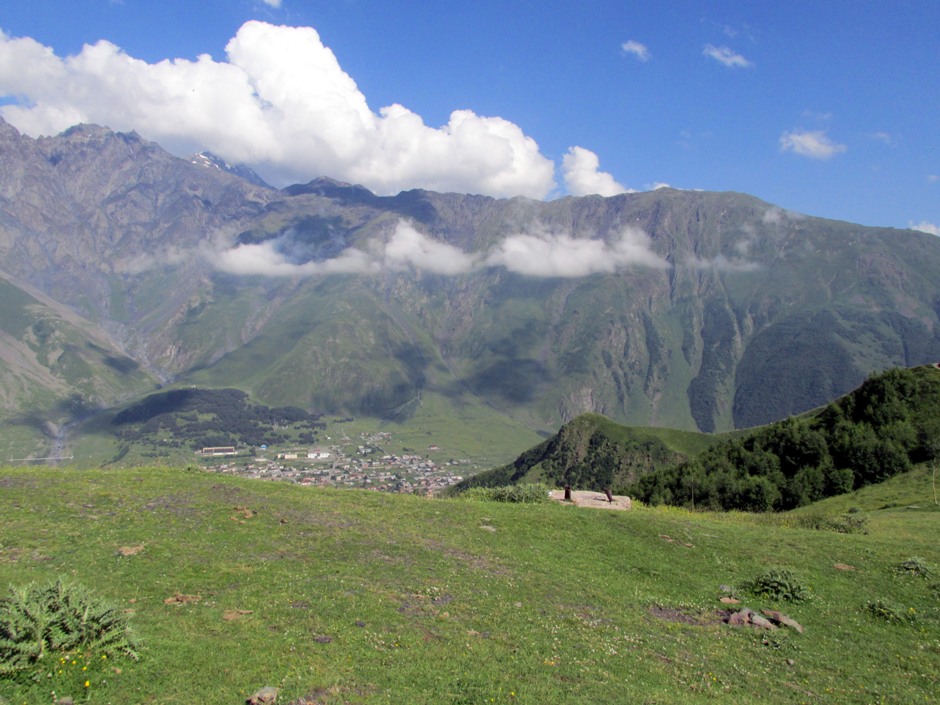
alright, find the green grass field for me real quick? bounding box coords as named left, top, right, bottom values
left=0, top=464, right=937, bottom=704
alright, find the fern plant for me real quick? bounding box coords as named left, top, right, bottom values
left=0, top=579, right=139, bottom=681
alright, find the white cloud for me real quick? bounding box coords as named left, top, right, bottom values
left=869, top=131, right=894, bottom=145
left=909, top=221, right=940, bottom=236
left=702, top=44, right=752, bottom=68
left=484, top=227, right=667, bottom=277
left=206, top=220, right=667, bottom=279
left=261, top=0, right=282, bottom=7
left=215, top=238, right=378, bottom=277
left=0, top=22, right=556, bottom=199
left=779, top=130, right=846, bottom=160
left=383, top=222, right=478, bottom=275
left=927, top=174, right=939, bottom=183
left=621, top=40, right=650, bottom=62
left=562, top=146, right=630, bottom=197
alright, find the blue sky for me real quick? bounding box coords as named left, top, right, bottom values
left=1, top=1, right=937, bottom=233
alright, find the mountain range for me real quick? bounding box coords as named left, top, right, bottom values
left=2, top=117, right=940, bottom=460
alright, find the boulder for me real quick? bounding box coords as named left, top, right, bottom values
left=750, top=613, right=777, bottom=630
left=727, top=608, right=753, bottom=626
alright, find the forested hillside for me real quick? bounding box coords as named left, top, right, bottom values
left=632, top=365, right=940, bottom=511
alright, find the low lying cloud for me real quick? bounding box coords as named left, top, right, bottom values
left=562, top=147, right=631, bottom=197
left=0, top=22, right=557, bottom=199
left=216, top=239, right=378, bottom=276
left=779, top=130, right=846, bottom=160
left=206, top=220, right=667, bottom=279
left=383, top=222, right=477, bottom=275
left=909, top=220, right=940, bottom=236
left=485, top=227, right=667, bottom=277
left=703, top=44, right=752, bottom=68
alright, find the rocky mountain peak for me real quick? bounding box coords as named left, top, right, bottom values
left=190, top=151, right=272, bottom=189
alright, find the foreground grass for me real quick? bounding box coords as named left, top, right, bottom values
left=0, top=466, right=937, bottom=704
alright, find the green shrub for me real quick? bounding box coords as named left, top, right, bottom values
left=0, top=579, right=139, bottom=682
left=792, top=511, right=869, bottom=534
left=894, top=557, right=932, bottom=578
left=864, top=599, right=916, bottom=624
left=743, top=569, right=810, bottom=603
left=460, top=483, right=551, bottom=504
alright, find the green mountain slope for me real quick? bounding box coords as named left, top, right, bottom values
left=453, top=412, right=722, bottom=494
left=0, top=273, right=155, bottom=458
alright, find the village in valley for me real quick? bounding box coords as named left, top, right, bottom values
left=197, top=430, right=475, bottom=495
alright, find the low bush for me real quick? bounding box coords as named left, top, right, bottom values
left=460, top=483, right=552, bottom=504
left=792, top=511, right=870, bottom=534
left=864, top=599, right=916, bottom=624
left=894, top=557, right=932, bottom=578
left=743, top=569, right=811, bottom=603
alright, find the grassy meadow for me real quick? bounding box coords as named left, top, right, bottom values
left=0, top=464, right=937, bottom=704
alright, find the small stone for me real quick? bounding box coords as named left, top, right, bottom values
left=247, top=686, right=279, bottom=704
left=313, top=635, right=333, bottom=644
left=833, top=563, right=856, bottom=571
left=787, top=658, right=795, bottom=666
left=54, top=698, right=74, bottom=705
left=719, top=596, right=740, bottom=604
left=727, top=608, right=752, bottom=626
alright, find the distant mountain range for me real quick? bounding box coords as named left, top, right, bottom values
left=2, top=117, right=940, bottom=459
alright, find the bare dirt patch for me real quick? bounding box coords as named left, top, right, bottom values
left=648, top=605, right=728, bottom=626
left=550, top=490, right=632, bottom=510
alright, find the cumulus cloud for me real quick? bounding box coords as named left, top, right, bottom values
left=779, top=130, right=846, bottom=159
left=261, top=0, right=282, bottom=7
left=621, top=40, right=650, bottom=62
left=0, top=22, right=556, bottom=198
left=702, top=44, right=752, bottom=68
left=909, top=221, right=940, bottom=236
left=484, top=227, right=667, bottom=277
left=562, top=147, right=630, bottom=197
